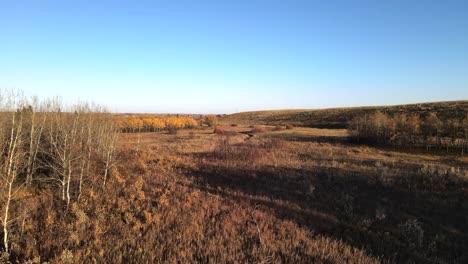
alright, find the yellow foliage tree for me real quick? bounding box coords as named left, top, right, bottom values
left=205, top=115, right=219, bottom=127
left=117, top=115, right=198, bottom=133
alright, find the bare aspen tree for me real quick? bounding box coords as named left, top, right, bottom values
left=25, top=96, right=47, bottom=185
left=349, top=111, right=466, bottom=154
left=100, top=115, right=118, bottom=188
left=0, top=92, right=26, bottom=253
left=77, top=111, right=92, bottom=201
left=137, top=122, right=142, bottom=152
left=83, top=113, right=97, bottom=198
left=444, top=119, right=459, bottom=153
left=76, top=103, right=98, bottom=201
left=462, top=115, right=468, bottom=156
left=0, top=90, right=120, bottom=254
left=421, top=113, right=440, bottom=151
left=45, top=100, right=82, bottom=209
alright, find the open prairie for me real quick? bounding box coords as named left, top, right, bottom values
left=112, top=123, right=468, bottom=263
left=3, top=1, right=468, bottom=263
left=0, top=98, right=467, bottom=263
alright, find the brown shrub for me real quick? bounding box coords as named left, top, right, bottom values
left=214, top=127, right=236, bottom=135
left=213, top=139, right=264, bottom=162
left=262, top=137, right=285, bottom=149
left=251, top=126, right=266, bottom=133
left=167, top=127, right=179, bottom=134
left=204, top=115, right=219, bottom=127
left=188, top=131, right=196, bottom=139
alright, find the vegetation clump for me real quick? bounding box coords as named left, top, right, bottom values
left=349, top=111, right=468, bottom=154
left=204, top=115, right=219, bottom=127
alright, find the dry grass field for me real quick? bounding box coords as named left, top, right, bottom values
left=4, top=1, right=468, bottom=262
left=221, top=100, right=468, bottom=128
left=111, top=125, right=468, bottom=263
left=1, top=99, right=466, bottom=263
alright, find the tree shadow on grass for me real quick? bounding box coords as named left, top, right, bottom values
left=181, top=151, right=468, bottom=264
left=269, top=133, right=348, bottom=144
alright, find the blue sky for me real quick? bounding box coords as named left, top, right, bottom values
left=1, top=0, right=467, bottom=113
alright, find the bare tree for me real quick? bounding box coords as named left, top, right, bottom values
left=0, top=92, right=27, bottom=253
left=421, top=113, right=440, bottom=151
left=24, top=97, right=47, bottom=185
left=100, top=116, right=118, bottom=188
left=45, top=101, right=82, bottom=209
left=0, top=90, right=120, bottom=254
left=462, top=115, right=468, bottom=156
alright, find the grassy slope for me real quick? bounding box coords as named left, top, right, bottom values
left=221, top=100, right=468, bottom=129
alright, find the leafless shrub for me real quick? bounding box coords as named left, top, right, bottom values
left=337, top=193, right=354, bottom=221
left=214, top=128, right=236, bottom=135
left=261, top=137, right=284, bottom=150
left=251, top=126, right=266, bottom=133
left=358, top=217, right=373, bottom=231
left=213, top=139, right=264, bottom=163
left=167, top=127, right=179, bottom=134
left=188, top=131, right=196, bottom=139
left=399, top=219, right=424, bottom=249
left=375, top=207, right=386, bottom=221
left=349, top=111, right=467, bottom=154
left=307, top=184, right=316, bottom=197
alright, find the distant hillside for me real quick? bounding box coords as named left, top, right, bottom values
left=221, top=101, right=468, bottom=129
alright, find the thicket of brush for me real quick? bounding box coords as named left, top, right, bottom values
left=0, top=90, right=118, bottom=260
left=349, top=112, right=468, bottom=154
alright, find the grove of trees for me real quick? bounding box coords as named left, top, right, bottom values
left=349, top=112, right=468, bottom=154
left=0, top=90, right=118, bottom=254
left=116, top=115, right=199, bottom=133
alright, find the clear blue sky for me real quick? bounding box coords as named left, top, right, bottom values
left=1, top=0, right=467, bottom=113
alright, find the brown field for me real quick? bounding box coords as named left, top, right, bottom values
left=2, top=101, right=467, bottom=263
left=111, top=125, right=467, bottom=263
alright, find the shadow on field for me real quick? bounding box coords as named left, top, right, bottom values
left=269, top=133, right=348, bottom=144
left=182, top=147, right=468, bottom=264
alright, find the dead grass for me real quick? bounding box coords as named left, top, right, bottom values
left=112, top=126, right=468, bottom=263
left=12, top=125, right=467, bottom=263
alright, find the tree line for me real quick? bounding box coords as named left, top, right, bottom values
left=115, top=116, right=199, bottom=133
left=349, top=112, right=468, bottom=154
left=0, top=90, right=118, bottom=253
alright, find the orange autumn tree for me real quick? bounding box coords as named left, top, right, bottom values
left=117, top=115, right=199, bottom=133
left=142, top=118, right=154, bottom=132
left=181, top=116, right=198, bottom=129
left=165, top=117, right=184, bottom=134
left=128, top=116, right=143, bottom=133
left=150, top=118, right=166, bottom=131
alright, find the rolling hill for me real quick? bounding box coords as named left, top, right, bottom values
left=221, top=100, right=468, bottom=129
